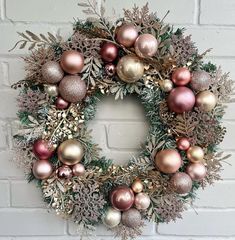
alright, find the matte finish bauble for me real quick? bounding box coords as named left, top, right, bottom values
left=186, top=162, right=207, bottom=181
left=33, top=160, right=53, bottom=180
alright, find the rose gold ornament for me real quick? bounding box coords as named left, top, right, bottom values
left=57, top=139, right=84, bottom=166
left=131, top=179, right=143, bottom=193
left=60, top=50, right=84, bottom=74
left=155, top=149, right=182, bottom=174
left=190, top=70, right=211, bottom=91
left=33, top=139, right=54, bottom=160
left=177, top=137, right=191, bottom=151
left=103, top=207, right=121, bottom=228
left=187, top=146, right=204, bottom=163
left=116, top=55, right=144, bottom=83
left=44, top=84, right=59, bottom=97
left=41, top=61, right=64, bottom=84
left=32, top=160, right=53, bottom=180
left=170, top=172, right=192, bottom=194
left=55, top=96, right=70, bottom=109
left=105, top=63, right=116, bottom=76
left=116, top=24, right=139, bottom=47
left=167, top=87, right=195, bottom=113
left=56, top=165, right=73, bottom=178
left=134, top=33, right=158, bottom=58
left=59, top=75, right=87, bottom=103
left=110, top=186, right=135, bottom=211
left=159, top=79, right=174, bottom=92
left=196, top=90, right=217, bottom=112
left=186, top=162, right=207, bottom=181
left=172, top=67, right=191, bottom=86
left=72, top=163, right=85, bottom=176
left=121, top=208, right=141, bottom=228
left=134, top=192, right=151, bottom=210
left=100, top=42, right=118, bottom=62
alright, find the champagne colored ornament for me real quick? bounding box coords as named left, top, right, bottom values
left=105, top=63, right=116, bottom=76
left=196, top=90, right=217, bottom=112
left=186, top=162, right=207, bottom=181
left=44, top=84, right=59, bottom=97
left=177, top=137, right=191, bottom=151
left=134, top=192, right=151, bottom=210
left=100, top=42, right=118, bottom=62
left=72, top=163, right=85, bottom=176
left=57, top=139, right=84, bottom=166
left=131, top=179, right=143, bottom=193
left=56, top=165, right=73, bottom=178
left=116, top=55, right=144, bottom=83
left=187, top=146, right=204, bottom=163
left=155, top=149, right=182, bottom=174
left=60, top=50, right=84, bottom=74
left=55, top=96, right=70, bottom=109
left=110, top=186, right=135, bottom=211
left=160, top=79, right=174, bottom=92
left=172, top=67, right=191, bottom=86
left=190, top=70, right=211, bottom=91
left=135, top=33, right=158, bottom=58
left=59, top=75, right=87, bottom=103
left=33, top=139, right=54, bottom=160
left=32, top=160, right=53, bottom=180
left=170, top=172, right=192, bottom=194
left=116, top=23, right=139, bottom=47
left=121, top=208, right=141, bottom=228
left=41, top=61, right=64, bottom=84
left=103, top=207, right=121, bottom=228
left=167, top=87, right=195, bottom=113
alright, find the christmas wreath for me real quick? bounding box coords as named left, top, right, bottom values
left=11, top=1, right=234, bottom=239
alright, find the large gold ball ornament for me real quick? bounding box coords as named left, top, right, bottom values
left=131, top=179, right=143, bottom=193
left=57, top=139, right=84, bottom=166
left=196, top=90, right=217, bottom=112
left=44, top=84, right=59, bottom=97
left=102, top=207, right=121, bottom=228
left=187, top=146, right=204, bottom=163
left=116, top=55, right=144, bottom=83
left=159, top=79, right=174, bottom=92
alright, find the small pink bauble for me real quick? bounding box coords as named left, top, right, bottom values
left=172, top=67, right=191, bottom=86
left=100, top=42, right=118, bottom=62
left=105, top=63, right=116, bottom=76
left=33, top=139, right=54, bottom=160
left=116, top=24, right=139, bottom=47
left=56, top=165, right=73, bottom=179
left=55, top=96, right=70, bottom=109
left=32, top=160, right=53, bottom=180
left=134, top=192, right=151, bottom=210
left=186, top=163, right=207, bottom=181
left=177, top=137, right=191, bottom=151
left=72, top=163, right=85, bottom=176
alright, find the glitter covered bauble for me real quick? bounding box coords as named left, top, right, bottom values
left=170, top=172, right=192, bottom=194
left=155, top=149, right=182, bottom=174
left=167, top=87, right=195, bottom=113
left=44, top=84, right=59, bottom=97
left=110, top=186, right=135, bottom=211
left=177, top=137, right=191, bottom=151
left=58, top=75, right=87, bottom=103
left=57, top=165, right=73, bottom=179
left=134, top=192, right=151, bottom=210
left=121, top=208, right=141, bottom=228
left=57, top=139, right=84, bottom=166
left=72, top=163, right=85, bottom=176
left=60, top=50, right=84, bottom=74
left=55, top=96, right=70, bottom=109
left=131, top=179, right=143, bottom=193
left=187, top=146, right=204, bottom=163
left=100, top=42, right=118, bottom=62
left=159, top=79, right=174, bottom=92
left=186, top=162, right=207, bottom=181
left=41, top=61, right=64, bottom=84
left=172, top=67, right=191, bottom=86
left=105, top=63, right=116, bottom=76
left=33, top=139, right=54, bottom=160
left=116, top=23, right=139, bottom=47
left=134, top=33, right=158, bottom=58
left=190, top=70, right=211, bottom=91
left=32, top=160, right=53, bottom=180
left=103, top=207, right=121, bottom=228
left=196, top=90, right=217, bottom=112
left=116, top=55, right=144, bottom=83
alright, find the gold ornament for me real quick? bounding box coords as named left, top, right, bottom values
left=102, top=207, right=121, bottom=228
left=196, top=90, right=217, bottom=112
left=57, top=139, right=84, bottom=165
left=131, top=179, right=143, bottom=193
left=44, top=84, right=59, bottom=97
left=116, top=55, right=144, bottom=83
left=159, top=79, right=174, bottom=92
left=187, top=146, right=204, bottom=163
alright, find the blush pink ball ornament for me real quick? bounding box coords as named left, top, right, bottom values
left=186, top=162, right=207, bottom=181
left=57, top=165, right=73, bottom=179
left=33, top=139, right=55, bottom=160
left=172, top=67, right=191, bottom=86
left=177, top=137, right=191, bottom=151
left=72, top=163, right=85, bottom=176
left=134, top=192, right=151, bottom=210
left=100, top=42, right=118, bottom=62
left=55, top=96, right=70, bottom=109
left=32, top=160, right=53, bottom=180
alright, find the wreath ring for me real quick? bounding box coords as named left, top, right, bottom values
left=11, top=2, right=233, bottom=239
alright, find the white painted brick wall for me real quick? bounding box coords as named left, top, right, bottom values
left=0, top=0, right=235, bottom=239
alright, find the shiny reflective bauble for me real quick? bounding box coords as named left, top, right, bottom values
left=186, top=162, right=207, bottom=181
left=100, top=42, right=118, bottom=62
left=116, top=55, right=144, bottom=83
left=33, top=139, right=54, bottom=160
left=102, top=207, right=121, bottom=228
left=33, top=160, right=53, bottom=180
left=170, top=172, right=192, bottom=194
left=44, top=84, right=59, bottom=97
left=134, top=192, right=151, bottom=210
left=56, top=165, right=73, bottom=178
left=190, top=70, right=211, bottom=91
left=167, top=87, right=195, bottom=113
left=196, top=90, right=217, bottom=112
left=105, top=63, right=116, bottom=76
left=159, top=79, right=174, bottom=92
left=131, top=179, right=143, bottom=193
left=110, top=186, right=135, bottom=211
left=121, top=208, right=141, bottom=228
left=177, top=137, right=191, bottom=151
left=187, top=146, right=204, bottom=163
left=172, top=67, right=191, bottom=86
left=55, top=96, right=70, bottom=109
left=72, top=163, right=85, bottom=176
left=41, top=61, right=64, bottom=84
left=57, top=139, right=84, bottom=166
left=60, top=50, right=84, bottom=74
left=155, top=149, right=182, bottom=174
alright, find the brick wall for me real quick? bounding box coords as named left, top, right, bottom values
left=0, top=0, right=235, bottom=239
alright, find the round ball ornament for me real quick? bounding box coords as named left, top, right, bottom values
left=116, top=23, right=139, bottom=47
left=159, top=79, right=174, bottom=92
left=103, top=207, right=121, bottom=228
left=172, top=67, right=191, bottom=86
left=72, top=163, right=85, bottom=176
left=100, top=42, right=118, bottom=62
left=105, top=63, right=116, bottom=76
left=59, top=75, right=87, bottom=103
left=155, top=149, right=182, bottom=174
left=116, top=55, right=144, bottom=83
left=131, top=179, right=143, bottom=193
left=57, top=139, right=84, bottom=166
left=57, top=165, right=73, bottom=178
left=55, top=96, right=70, bottom=109
left=187, top=146, right=204, bottom=163
left=170, top=172, right=192, bottom=194
left=60, top=50, right=84, bottom=74
left=186, top=162, right=207, bottom=181
left=33, top=160, right=53, bottom=180
left=191, top=70, right=211, bottom=91
left=134, top=192, right=151, bottom=210
left=44, top=84, right=59, bottom=97
left=110, top=186, right=135, bottom=211
left=134, top=33, right=158, bottom=58
left=121, top=208, right=141, bottom=228
left=177, top=137, right=191, bottom=151
left=196, top=90, right=217, bottom=112
left=41, top=61, right=64, bottom=84
left=167, top=87, right=195, bottom=113
left=33, top=139, right=54, bottom=160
